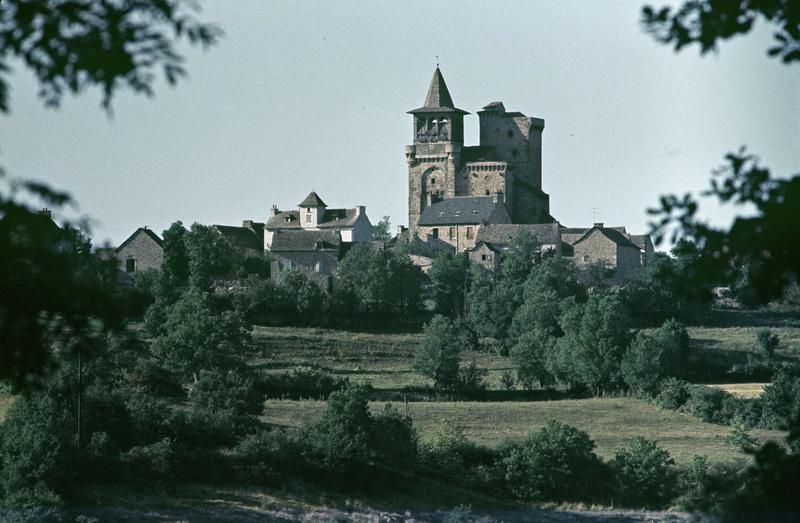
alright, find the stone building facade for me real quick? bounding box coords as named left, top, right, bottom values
left=265, top=191, right=373, bottom=285
left=403, top=68, right=653, bottom=282
left=114, top=227, right=164, bottom=274
left=405, top=68, right=553, bottom=237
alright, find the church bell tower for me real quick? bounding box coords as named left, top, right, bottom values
left=405, top=67, right=469, bottom=235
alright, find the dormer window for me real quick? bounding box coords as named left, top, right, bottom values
left=306, top=208, right=311, bottom=212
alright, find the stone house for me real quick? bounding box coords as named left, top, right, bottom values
left=416, top=192, right=510, bottom=251
left=561, top=223, right=643, bottom=282
left=265, top=191, right=373, bottom=285
left=114, top=227, right=164, bottom=274
left=467, top=241, right=503, bottom=271
left=468, top=222, right=562, bottom=271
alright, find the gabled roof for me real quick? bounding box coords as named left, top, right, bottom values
left=469, top=240, right=503, bottom=253
left=266, top=208, right=361, bottom=231
left=213, top=225, right=263, bottom=252
left=298, top=191, right=327, bottom=208
left=418, top=196, right=510, bottom=226
left=115, top=227, right=163, bottom=253
left=572, top=226, right=639, bottom=249
left=474, top=223, right=562, bottom=247
left=560, top=225, right=628, bottom=246
left=628, top=234, right=653, bottom=251
left=408, top=68, right=469, bottom=115
left=269, top=229, right=341, bottom=252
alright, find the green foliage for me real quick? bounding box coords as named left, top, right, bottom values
left=641, top=1, right=800, bottom=64
left=261, top=368, right=348, bottom=400
left=233, top=428, right=304, bottom=483
left=276, top=270, right=326, bottom=321
left=420, top=418, right=481, bottom=473
left=120, top=437, right=177, bottom=484
left=655, top=377, right=692, bottom=410
left=687, top=386, right=732, bottom=424
left=727, top=417, right=758, bottom=452
left=759, top=371, right=800, bottom=430
left=0, top=393, right=75, bottom=506
left=510, top=327, right=555, bottom=390
left=456, top=359, right=487, bottom=397
left=188, top=368, right=263, bottom=434
left=333, top=243, right=424, bottom=318
left=370, top=404, right=419, bottom=462
left=185, top=223, right=242, bottom=290
left=428, top=251, right=470, bottom=317
left=613, top=437, right=676, bottom=507
left=465, top=268, right=516, bottom=342
left=413, top=315, right=461, bottom=391
left=150, top=289, right=249, bottom=382
left=301, top=384, right=373, bottom=472
left=499, top=229, right=541, bottom=286
left=623, top=319, right=690, bottom=396
left=371, top=215, right=391, bottom=241
left=161, top=221, right=190, bottom=291
left=756, top=329, right=780, bottom=360
left=549, top=293, right=631, bottom=393
left=501, top=420, right=607, bottom=501
left=0, top=0, right=221, bottom=113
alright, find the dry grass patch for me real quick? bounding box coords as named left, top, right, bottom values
left=709, top=383, right=766, bottom=398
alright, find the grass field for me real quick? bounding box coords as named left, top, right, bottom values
left=262, top=397, right=784, bottom=466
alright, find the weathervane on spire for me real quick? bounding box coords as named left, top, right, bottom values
left=435, top=55, right=439, bottom=68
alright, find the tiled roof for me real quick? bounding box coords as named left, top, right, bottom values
left=474, top=223, right=562, bottom=246
left=408, top=67, right=469, bottom=115
left=269, top=229, right=341, bottom=252
left=213, top=225, right=263, bottom=252
left=628, top=234, right=652, bottom=250
left=418, top=196, right=510, bottom=226
left=298, top=191, right=327, bottom=207
left=571, top=226, right=640, bottom=249
left=266, top=208, right=360, bottom=230
left=115, top=227, right=163, bottom=253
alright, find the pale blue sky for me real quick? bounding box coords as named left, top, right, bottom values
left=1, top=1, right=797, bottom=246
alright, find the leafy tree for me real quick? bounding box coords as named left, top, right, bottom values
left=413, top=314, right=461, bottom=391
left=0, top=0, right=219, bottom=386
left=549, top=293, right=631, bottom=393
left=370, top=404, right=418, bottom=462
left=276, top=270, right=326, bottom=322
left=420, top=418, right=476, bottom=472
left=150, top=289, right=249, bottom=382
left=185, top=223, right=242, bottom=290
left=0, top=0, right=221, bottom=113
left=499, top=229, right=541, bottom=287
left=428, top=251, right=470, bottom=317
left=650, top=318, right=691, bottom=377
left=613, top=437, right=676, bottom=507
left=501, top=420, right=607, bottom=502
left=641, top=1, right=799, bottom=65
left=371, top=215, right=391, bottom=241
left=465, top=267, right=517, bottom=342
left=161, top=221, right=190, bottom=291
left=188, top=368, right=263, bottom=435
left=510, top=326, right=556, bottom=390
left=756, top=329, right=780, bottom=360
left=622, top=319, right=691, bottom=396
left=759, top=371, right=800, bottom=430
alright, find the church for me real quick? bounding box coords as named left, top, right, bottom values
left=403, top=68, right=653, bottom=281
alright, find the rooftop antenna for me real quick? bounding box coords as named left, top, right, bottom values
left=590, top=206, right=599, bottom=222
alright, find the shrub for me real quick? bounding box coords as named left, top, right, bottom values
left=760, top=371, right=800, bottom=430
left=0, top=394, right=75, bottom=506
left=456, top=360, right=487, bottom=397
left=655, top=378, right=691, bottom=410
left=500, top=370, right=516, bottom=391
left=370, top=404, right=419, bottom=463
left=261, top=368, right=348, bottom=400
left=688, top=386, right=732, bottom=424
left=234, top=428, right=305, bottom=483
left=622, top=332, right=664, bottom=397
left=420, top=418, right=493, bottom=473
left=120, top=437, right=177, bottom=483
left=613, top=437, right=676, bottom=507
left=727, top=418, right=759, bottom=452
left=500, top=420, right=607, bottom=501
left=757, top=330, right=780, bottom=360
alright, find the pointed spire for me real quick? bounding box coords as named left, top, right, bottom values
left=407, top=67, right=469, bottom=115
left=423, top=67, right=455, bottom=109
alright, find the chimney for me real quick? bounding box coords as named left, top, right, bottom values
left=270, top=205, right=279, bottom=217
left=356, top=205, right=366, bottom=216
left=39, top=208, right=51, bottom=219
left=593, top=222, right=604, bottom=228
left=397, top=225, right=407, bottom=236
left=492, top=192, right=504, bottom=204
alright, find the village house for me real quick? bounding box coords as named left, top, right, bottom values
left=114, top=227, right=164, bottom=275
left=265, top=191, right=373, bottom=286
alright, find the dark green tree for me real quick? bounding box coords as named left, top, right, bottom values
left=428, top=251, right=470, bottom=317
left=371, top=215, right=391, bottom=241
left=161, top=221, right=190, bottom=291
left=413, top=314, right=462, bottom=391
left=613, top=437, right=676, bottom=507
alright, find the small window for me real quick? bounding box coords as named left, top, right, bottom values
left=430, top=177, right=436, bottom=185
left=582, top=255, right=590, bottom=263
left=485, top=190, right=490, bottom=195
left=126, top=258, right=135, bottom=273
left=449, top=227, right=456, bottom=240
left=466, top=226, right=473, bottom=239
left=315, top=261, right=323, bottom=273
left=481, top=254, right=487, bottom=261
left=305, top=214, right=312, bottom=223
left=306, top=207, right=311, bottom=212
left=431, top=228, right=439, bottom=239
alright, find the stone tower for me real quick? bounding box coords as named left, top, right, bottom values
left=405, top=68, right=469, bottom=233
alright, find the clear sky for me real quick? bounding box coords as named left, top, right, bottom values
left=1, top=1, right=797, bottom=247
